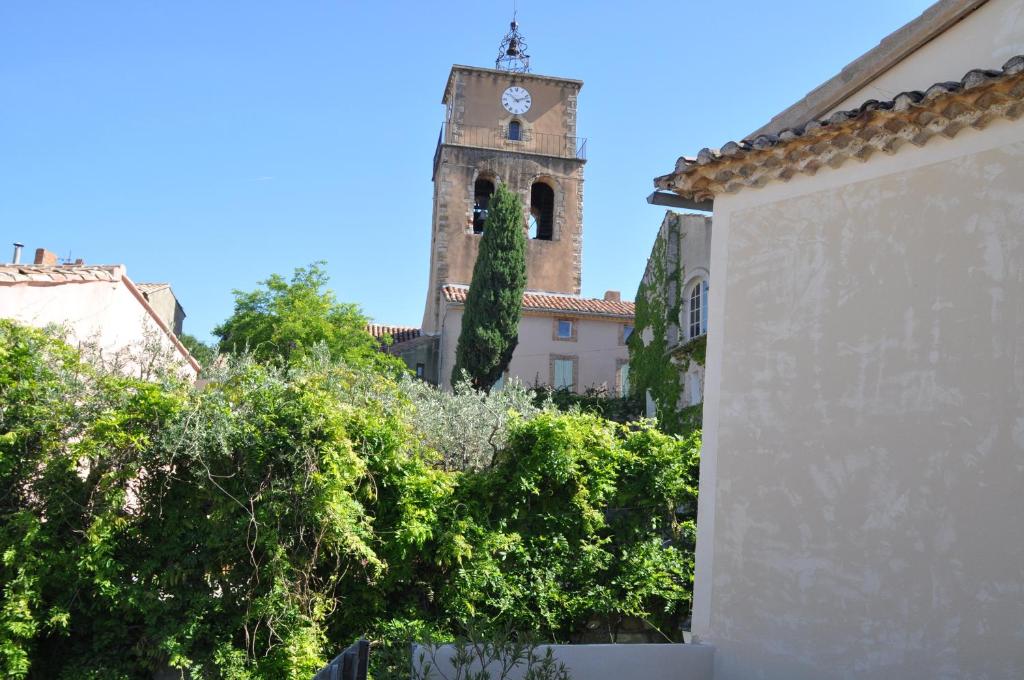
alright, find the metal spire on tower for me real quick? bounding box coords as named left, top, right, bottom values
left=495, top=7, right=530, bottom=73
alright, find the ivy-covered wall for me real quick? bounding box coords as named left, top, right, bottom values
left=628, top=211, right=712, bottom=434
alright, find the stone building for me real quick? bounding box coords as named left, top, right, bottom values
left=631, top=211, right=711, bottom=431
left=652, top=0, right=1024, bottom=677
left=136, top=283, right=186, bottom=336
left=380, top=21, right=634, bottom=392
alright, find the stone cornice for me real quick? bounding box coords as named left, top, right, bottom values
left=442, top=64, right=583, bottom=103
left=438, top=142, right=586, bottom=166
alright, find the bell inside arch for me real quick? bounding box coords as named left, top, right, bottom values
left=506, top=38, right=519, bottom=57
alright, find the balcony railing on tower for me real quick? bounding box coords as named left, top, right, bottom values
left=433, top=122, right=587, bottom=174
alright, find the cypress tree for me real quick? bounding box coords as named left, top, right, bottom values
left=452, top=183, right=527, bottom=390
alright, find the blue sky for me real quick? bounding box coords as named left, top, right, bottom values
left=1, top=1, right=935, bottom=342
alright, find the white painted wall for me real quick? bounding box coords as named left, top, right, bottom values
left=697, top=114, right=1024, bottom=678
left=0, top=277, right=198, bottom=379
left=828, top=0, right=1024, bottom=114
left=439, top=305, right=630, bottom=391
left=412, top=643, right=714, bottom=680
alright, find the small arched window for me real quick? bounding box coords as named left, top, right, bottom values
left=473, top=178, right=495, bottom=234
left=530, top=182, right=554, bottom=240
left=687, top=279, right=709, bottom=339
left=508, top=120, right=522, bottom=141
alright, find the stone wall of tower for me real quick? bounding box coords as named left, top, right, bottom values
left=421, top=145, right=584, bottom=333
left=446, top=67, right=579, bottom=138
left=421, top=66, right=586, bottom=334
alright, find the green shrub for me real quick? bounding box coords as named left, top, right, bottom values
left=530, top=386, right=644, bottom=425
left=0, top=322, right=699, bottom=679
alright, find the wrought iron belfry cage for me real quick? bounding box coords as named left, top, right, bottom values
left=496, top=18, right=530, bottom=72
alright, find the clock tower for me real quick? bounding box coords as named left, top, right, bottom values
left=421, top=20, right=586, bottom=333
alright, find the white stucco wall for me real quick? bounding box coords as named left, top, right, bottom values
left=413, top=643, right=714, bottom=680
left=439, top=305, right=630, bottom=391
left=695, top=114, right=1024, bottom=679
left=0, top=278, right=198, bottom=379
left=828, top=0, right=1024, bottom=114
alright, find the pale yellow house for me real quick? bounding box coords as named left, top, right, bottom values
left=654, top=0, right=1024, bottom=677
left=437, top=285, right=632, bottom=392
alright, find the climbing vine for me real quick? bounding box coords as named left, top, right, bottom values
left=628, top=216, right=703, bottom=435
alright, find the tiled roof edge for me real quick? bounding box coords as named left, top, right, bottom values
left=656, top=55, right=1024, bottom=201
left=441, top=285, right=635, bottom=318
left=0, top=264, right=125, bottom=285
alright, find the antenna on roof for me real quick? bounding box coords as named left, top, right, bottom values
left=496, top=3, right=530, bottom=73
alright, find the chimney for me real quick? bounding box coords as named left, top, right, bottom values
left=603, top=290, right=621, bottom=302
left=34, top=248, right=58, bottom=266
left=11, top=242, right=24, bottom=264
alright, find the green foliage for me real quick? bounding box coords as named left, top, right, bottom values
left=214, top=262, right=402, bottom=373
left=0, top=319, right=188, bottom=678
left=0, top=321, right=700, bottom=679
left=179, top=332, right=218, bottom=369
left=435, top=414, right=700, bottom=643
left=531, top=386, right=643, bottom=425
left=452, top=185, right=528, bottom=390
left=401, top=376, right=551, bottom=471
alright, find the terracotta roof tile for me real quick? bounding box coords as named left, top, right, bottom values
left=367, top=324, right=423, bottom=345
left=0, top=264, right=124, bottom=284
left=655, top=55, right=1024, bottom=201
left=442, top=286, right=634, bottom=318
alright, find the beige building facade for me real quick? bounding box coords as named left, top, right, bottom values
left=655, top=0, right=1024, bottom=677
left=136, top=283, right=186, bottom=336
left=437, top=286, right=633, bottom=392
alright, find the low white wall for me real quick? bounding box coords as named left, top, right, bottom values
left=412, top=643, right=714, bottom=680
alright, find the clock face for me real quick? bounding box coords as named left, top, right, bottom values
left=501, top=86, right=531, bottom=115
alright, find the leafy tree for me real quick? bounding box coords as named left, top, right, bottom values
left=452, top=184, right=527, bottom=390
left=0, top=322, right=699, bottom=679
left=178, top=332, right=217, bottom=368
left=214, top=261, right=398, bottom=371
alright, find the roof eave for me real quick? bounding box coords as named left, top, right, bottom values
left=655, top=55, right=1024, bottom=201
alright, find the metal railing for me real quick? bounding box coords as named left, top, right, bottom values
left=437, top=122, right=587, bottom=161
